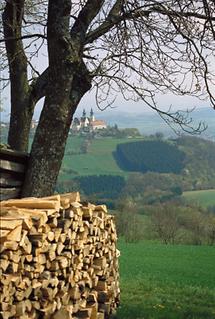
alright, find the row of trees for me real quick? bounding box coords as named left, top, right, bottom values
left=1, top=0, right=215, bottom=196
left=74, top=174, right=125, bottom=199
left=148, top=204, right=215, bottom=245
left=116, top=200, right=215, bottom=245
left=120, top=172, right=183, bottom=205
left=93, top=126, right=141, bottom=138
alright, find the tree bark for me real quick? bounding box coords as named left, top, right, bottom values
left=8, top=94, right=35, bottom=152
left=22, top=70, right=91, bottom=197
left=22, top=100, right=76, bottom=197
left=2, top=0, right=33, bottom=152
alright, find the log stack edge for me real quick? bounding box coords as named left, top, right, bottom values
left=0, top=192, right=120, bottom=319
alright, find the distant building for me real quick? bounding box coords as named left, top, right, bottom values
left=71, top=109, right=107, bottom=132
left=90, top=120, right=107, bottom=130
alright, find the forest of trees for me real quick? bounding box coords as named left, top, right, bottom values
left=116, top=201, right=215, bottom=245
left=74, top=175, right=125, bottom=199
left=115, top=140, right=186, bottom=174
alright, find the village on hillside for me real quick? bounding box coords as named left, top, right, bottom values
left=0, top=109, right=142, bottom=143
left=16, top=108, right=107, bottom=133
left=72, top=109, right=107, bottom=132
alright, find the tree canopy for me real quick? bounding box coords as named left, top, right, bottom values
left=1, top=0, right=215, bottom=196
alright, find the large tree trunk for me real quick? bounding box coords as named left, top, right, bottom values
left=22, top=99, right=76, bottom=197
left=22, top=75, right=91, bottom=197
left=21, top=0, right=91, bottom=197
left=8, top=95, right=35, bottom=152
left=2, top=0, right=33, bottom=152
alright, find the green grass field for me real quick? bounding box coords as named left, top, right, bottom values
left=183, top=189, right=215, bottom=208
left=115, top=240, right=215, bottom=319
left=60, top=136, right=143, bottom=180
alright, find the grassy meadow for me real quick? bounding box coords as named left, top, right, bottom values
left=60, top=136, right=143, bottom=179
left=183, top=189, right=215, bottom=208
left=116, top=240, right=215, bottom=319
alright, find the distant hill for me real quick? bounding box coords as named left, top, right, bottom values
left=95, top=107, right=215, bottom=140
left=1, top=106, right=214, bottom=139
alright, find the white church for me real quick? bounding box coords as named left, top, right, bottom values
left=72, top=109, right=107, bottom=132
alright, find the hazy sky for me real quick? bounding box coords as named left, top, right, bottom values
left=1, top=84, right=211, bottom=122
left=78, top=89, right=209, bottom=114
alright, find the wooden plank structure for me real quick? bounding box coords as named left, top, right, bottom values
left=0, top=192, right=120, bottom=319
left=0, top=149, right=29, bottom=201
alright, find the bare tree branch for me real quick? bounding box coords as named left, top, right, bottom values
left=0, top=33, right=47, bottom=43
left=70, top=0, right=106, bottom=42
left=86, top=2, right=215, bottom=44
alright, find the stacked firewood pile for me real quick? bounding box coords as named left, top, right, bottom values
left=0, top=192, right=120, bottom=319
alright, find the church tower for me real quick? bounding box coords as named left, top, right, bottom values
left=90, top=108, right=95, bottom=122
left=82, top=109, right=86, bottom=119
left=81, top=109, right=88, bottom=128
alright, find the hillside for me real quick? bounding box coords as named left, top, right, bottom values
left=56, top=135, right=215, bottom=208
left=59, top=137, right=143, bottom=180
left=183, top=189, right=215, bottom=208
left=59, top=135, right=215, bottom=183
left=176, top=136, right=215, bottom=190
